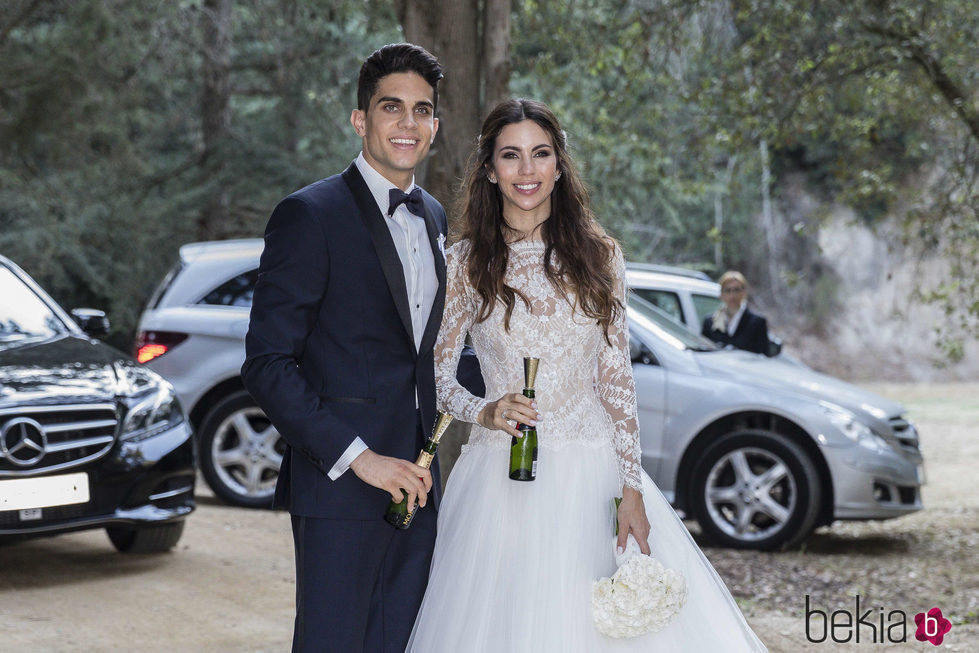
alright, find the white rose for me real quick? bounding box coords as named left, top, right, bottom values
left=592, top=535, right=687, bottom=638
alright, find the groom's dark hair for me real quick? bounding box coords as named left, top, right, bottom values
left=357, top=43, right=443, bottom=113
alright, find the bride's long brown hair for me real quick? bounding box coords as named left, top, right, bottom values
left=458, top=98, right=620, bottom=343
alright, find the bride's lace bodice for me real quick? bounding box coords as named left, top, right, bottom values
left=435, top=239, right=643, bottom=492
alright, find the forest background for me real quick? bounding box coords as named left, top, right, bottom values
left=1, top=0, right=976, bottom=380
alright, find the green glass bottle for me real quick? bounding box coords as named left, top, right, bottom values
left=384, top=412, right=454, bottom=529
left=509, top=357, right=540, bottom=481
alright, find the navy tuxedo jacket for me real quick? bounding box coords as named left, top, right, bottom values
left=242, top=162, right=451, bottom=519
left=701, top=307, right=769, bottom=356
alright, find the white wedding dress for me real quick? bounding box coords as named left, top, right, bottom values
left=407, top=240, right=767, bottom=652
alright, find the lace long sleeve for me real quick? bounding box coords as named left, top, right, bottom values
left=435, top=241, right=491, bottom=424
left=596, top=244, right=644, bottom=493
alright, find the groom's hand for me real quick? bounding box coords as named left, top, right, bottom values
left=349, top=449, right=433, bottom=507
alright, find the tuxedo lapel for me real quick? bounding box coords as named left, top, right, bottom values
left=418, top=200, right=446, bottom=357
left=341, top=163, right=415, bottom=348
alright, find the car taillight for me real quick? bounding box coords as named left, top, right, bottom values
left=135, top=331, right=189, bottom=364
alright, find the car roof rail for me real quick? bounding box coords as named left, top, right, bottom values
left=179, top=238, right=264, bottom=263
left=625, top=262, right=713, bottom=281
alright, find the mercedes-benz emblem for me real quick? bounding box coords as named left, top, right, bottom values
left=1, top=417, right=48, bottom=467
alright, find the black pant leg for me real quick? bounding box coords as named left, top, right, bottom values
left=377, top=501, right=437, bottom=652
left=291, top=515, right=393, bottom=653
left=291, top=416, right=437, bottom=652
left=369, top=415, right=438, bottom=652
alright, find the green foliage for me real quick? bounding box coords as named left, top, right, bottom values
left=509, top=0, right=979, bottom=340
left=1, top=0, right=976, bottom=350
left=511, top=0, right=763, bottom=275
left=0, top=0, right=399, bottom=344
left=705, top=0, right=979, bottom=341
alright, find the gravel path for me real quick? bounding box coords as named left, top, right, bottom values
left=727, top=382, right=979, bottom=651
left=0, top=383, right=975, bottom=651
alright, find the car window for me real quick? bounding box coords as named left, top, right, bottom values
left=630, top=289, right=683, bottom=323
left=199, top=269, right=259, bottom=307
left=627, top=292, right=718, bottom=352
left=692, top=293, right=721, bottom=327
left=148, top=260, right=185, bottom=309
left=0, top=265, right=68, bottom=348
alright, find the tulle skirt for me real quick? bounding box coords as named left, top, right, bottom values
left=407, top=439, right=767, bottom=652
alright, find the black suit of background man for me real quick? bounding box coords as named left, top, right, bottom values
left=702, top=307, right=769, bottom=355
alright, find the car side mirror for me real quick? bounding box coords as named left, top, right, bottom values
left=766, top=334, right=782, bottom=358
left=71, top=308, right=110, bottom=337
left=630, top=335, right=658, bottom=366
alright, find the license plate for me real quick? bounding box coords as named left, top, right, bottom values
left=0, top=472, right=89, bottom=511
left=19, top=508, right=42, bottom=521
left=915, top=464, right=926, bottom=485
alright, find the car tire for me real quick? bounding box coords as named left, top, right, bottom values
left=689, top=429, right=821, bottom=551
left=106, top=521, right=185, bottom=553
left=198, top=390, right=281, bottom=509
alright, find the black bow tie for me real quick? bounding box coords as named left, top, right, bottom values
left=388, top=187, right=425, bottom=217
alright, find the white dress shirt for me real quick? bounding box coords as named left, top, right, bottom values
left=328, top=153, right=439, bottom=480
left=726, top=299, right=748, bottom=336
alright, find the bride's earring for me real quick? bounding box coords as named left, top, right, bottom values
left=555, top=171, right=562, bottom=181
left=488, top=174, right=498, bottom=184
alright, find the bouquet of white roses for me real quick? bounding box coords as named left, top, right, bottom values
left=592, top=526, right=687, bottom=637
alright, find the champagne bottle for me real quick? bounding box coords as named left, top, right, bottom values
left=509, top=357, right=539, bottom=481
left=384, top=412, right=454, bottom=529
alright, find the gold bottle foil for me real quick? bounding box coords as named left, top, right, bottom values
left=524, top=357, right=540, bottom=390
left=430, top=412, right=454, bottom=445
left=413, top=412, right=454, bottom=469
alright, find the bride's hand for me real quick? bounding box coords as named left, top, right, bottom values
left=477, top=393, right=541, bottom=438
left=617, top=486, right=651, bottom=555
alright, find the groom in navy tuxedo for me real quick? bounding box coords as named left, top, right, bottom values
left=242, top=43, right=456, bottom=652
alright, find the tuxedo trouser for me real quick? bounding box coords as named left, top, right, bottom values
left=290, top=418, right=437, bottom=653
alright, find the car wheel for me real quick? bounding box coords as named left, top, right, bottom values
left=106, top=521, right=185, bottom=553
left=199, top=390, right=282, bottom=508
left=689, top=429, right=821, bottom=550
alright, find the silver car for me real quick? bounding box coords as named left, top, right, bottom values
left=627, top=295, right=922, bottom=549
left=136, top=239, right=924, bottom=549
left=626, top=263, right=721, bottom=332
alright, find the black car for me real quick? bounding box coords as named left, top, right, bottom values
left=0, top=255, right=195, bottom=553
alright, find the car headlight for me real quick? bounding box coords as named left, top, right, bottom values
left=821, top=402, right=889, bottom=453
left=119, top=384, right=185, bottom=442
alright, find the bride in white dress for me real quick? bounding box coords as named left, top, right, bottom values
left=407, top=99, right=767, bottom=652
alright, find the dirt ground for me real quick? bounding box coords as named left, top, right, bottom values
left=1, top=383, right=976, bottom=652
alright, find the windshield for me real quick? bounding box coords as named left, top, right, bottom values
left=0, top=264, right=68, bottom=349
left=627, top=292, right=718, bottom=352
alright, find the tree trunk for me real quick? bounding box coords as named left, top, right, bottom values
left=713, top=155, right=737, bottom=270
left=398, top=0, right=511, bottom=479
left=482, top=0, right=511, bottom=111
left=198, top=0, right=232, bottom=241
left=399, top=0, right=481, bottom=209
left=759, top=139, right=779, bottom=304
left=275, top=0, right=301, bottom=156
left=398, top=0, right=511, bottom=213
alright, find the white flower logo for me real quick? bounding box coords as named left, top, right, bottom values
left=437, top=233, right=446, bottom=260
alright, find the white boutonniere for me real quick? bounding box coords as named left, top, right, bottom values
left=437, top=232, right=446, bottom=260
